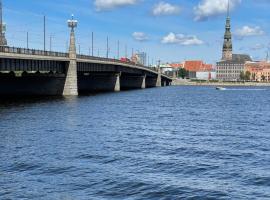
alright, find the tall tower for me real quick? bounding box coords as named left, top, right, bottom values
left=222, top=0, right=232, bottom=61
left=0, top=0, right=7, bottom=46
left=63, top=15, right=78, bottom=96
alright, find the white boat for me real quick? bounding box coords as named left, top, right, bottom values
left=216, top=87, right=226, bottom=90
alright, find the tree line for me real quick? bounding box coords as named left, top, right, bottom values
left=240, top=71, right=267, bottom=82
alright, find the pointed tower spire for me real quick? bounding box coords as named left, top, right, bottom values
left=0, top=0, right=7, bottom=46
left=227, top=0, right=230, bottom=18
left=222, top=0, right=233, bottom=61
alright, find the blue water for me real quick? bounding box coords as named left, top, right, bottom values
left=0, top=86, right=270, bottom=200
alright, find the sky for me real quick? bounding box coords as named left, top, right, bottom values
left=3, top=0, right=270, bottom=65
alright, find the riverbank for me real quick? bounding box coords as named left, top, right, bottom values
left=172, top=79, right=270, bottom=87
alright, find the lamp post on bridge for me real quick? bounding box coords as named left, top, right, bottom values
left=63, top=14, right=78, bottom=96
left=67, top=15, right=77, bottom=59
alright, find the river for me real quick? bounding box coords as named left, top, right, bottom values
left=0, top=86, right=270, bottom=199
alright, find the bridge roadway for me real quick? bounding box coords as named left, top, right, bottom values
left=0, top=47, right=172, bottom=95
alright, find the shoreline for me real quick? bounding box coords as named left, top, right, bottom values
left=172, top=79, right=270, bottom=87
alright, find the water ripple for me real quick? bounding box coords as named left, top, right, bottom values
left=1, top=86, right=270, bottom=199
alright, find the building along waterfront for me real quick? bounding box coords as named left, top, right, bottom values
left=245, top=61, right=270, bottom=82
left=216, top=2, right=252, bottom=82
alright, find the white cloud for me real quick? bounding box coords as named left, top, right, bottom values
left=132, top=32, right=148, bottom=41
left=194, top=0, right=241, bottom=21
left=235, top=26, right=265, bottom=38
left=94, top=0, right=139, bottom=11
left=162, top=32, right=204, bottom=46
left=152, top=2, right=181, bottom=16
left=250, top=44, right=265, bottom=51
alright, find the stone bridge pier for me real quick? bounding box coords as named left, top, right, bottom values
left=63, top=15, right=78, bottom=96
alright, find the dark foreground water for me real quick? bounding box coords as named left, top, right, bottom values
left=0, top=86, right=270, bottom=200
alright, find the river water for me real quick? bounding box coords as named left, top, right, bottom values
left=0, top=86, right=270, bottom=200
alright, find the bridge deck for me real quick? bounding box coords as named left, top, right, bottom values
left=0, top=46, right=172, bottom=80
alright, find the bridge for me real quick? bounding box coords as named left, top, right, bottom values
left=0, top=15, right=172, bottom=96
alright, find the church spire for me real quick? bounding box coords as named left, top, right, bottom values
left=222, top=0, right=232, bottom=61
left=227, top=0, right=230, bottom=18
left=0, top=0, right=7, bottom=46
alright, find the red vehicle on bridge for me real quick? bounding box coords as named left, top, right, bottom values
left=120, top=57, right=135, bottom=65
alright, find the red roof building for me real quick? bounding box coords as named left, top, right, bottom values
left=169, top=63, right=183, bottom=69
left=183, top=60, right=213, bottom=72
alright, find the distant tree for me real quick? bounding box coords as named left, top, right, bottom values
left=252, top=73, right=256, bottom=81
left=178, top=68, right=189, bottom=79
left=261, top=75, right=266, bottom=82
left=245, top=71, right=251, bottom=81
left=240, top=71, right=245, bottom=81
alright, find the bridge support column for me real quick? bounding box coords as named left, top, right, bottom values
left=156, top=67, right=162, bottom=87
left=63, top=15, right=78, bottom=96
left=114, top=73, right=120, bottom=92
left=63, top=60, right=78, bottom=95
left=141, top=75, right=146, bottom=89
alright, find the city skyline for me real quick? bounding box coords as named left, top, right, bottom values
left=3, top=0, right=270, bottom=64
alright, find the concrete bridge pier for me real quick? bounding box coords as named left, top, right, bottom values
left=142, top=75, right=146, bottom=89
left=114, top=73, right=120, bottom=92
left=156, top=67, right=162, bottom=87
left=63, top=15, right=78, bottom=96
left=120, top=74, right=146, bottom=90
left=63, top=59, right=78, bottom=95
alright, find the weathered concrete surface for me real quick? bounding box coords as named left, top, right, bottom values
left=156, top=67, right=162, bottom=87
left=141, top=75, right=146, bottom=89
left=114, top=74, right=120, bottom=92
left=63, top=59, right=78, bottom=95
left=63, top=25, right=78, bottom=96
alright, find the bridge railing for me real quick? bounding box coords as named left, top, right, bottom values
left=0, top=46, right=68, bottom=57
left=0, top=46, right=172, bottom=76
left=77, top=54, right=158, bottom=72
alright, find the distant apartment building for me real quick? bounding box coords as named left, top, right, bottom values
left=160, top=63, right=180, bottom=78
left=130, top=52, right=147, bottom=66
left=216, top=3, right=252, bottom=81
left=161, top=60, right=215, bottom=80
left=160, top=63, right=174, bottom=73
left=183, top=60, right=215, bottom=80
left=244, top=61, right=270, bottom=82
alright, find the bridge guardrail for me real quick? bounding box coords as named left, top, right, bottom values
left=77, top=54, right=158, bottom=72
left=0, top=46, right=68, bottom=57
left=0, top=46, right=174, bottom=78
